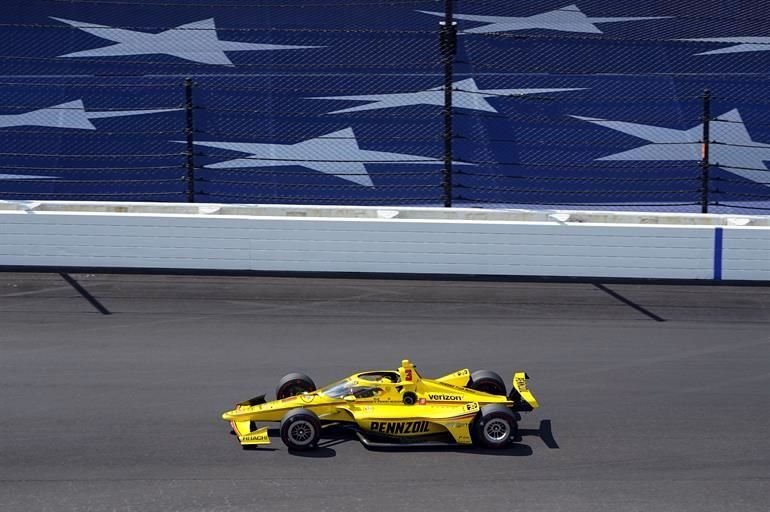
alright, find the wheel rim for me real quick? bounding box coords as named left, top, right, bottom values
left=483, top=418, right=510, bottom=443
left=279, top=382, right=310, bottom=399
left=288, top=420, right=316, bottom=446
left=285, top=384, right=302, bottom=396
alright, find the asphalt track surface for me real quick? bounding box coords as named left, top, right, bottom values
left=1, top=273, right=769, bottom=512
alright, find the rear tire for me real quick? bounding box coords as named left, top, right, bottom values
left=280, top=408, right=321, bottom=451
left=473, top=404, right=517, bottom=449
left=276, top=372, right=316, bottom=399
left=469, top=370, right=507, bottom=396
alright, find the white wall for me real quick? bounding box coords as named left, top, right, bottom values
left=722, top=228, right=770, bottom=281
left=0, top=209, right=727, bottom=279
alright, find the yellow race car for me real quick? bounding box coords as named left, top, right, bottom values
left=221, top=359, right=539, bottom=451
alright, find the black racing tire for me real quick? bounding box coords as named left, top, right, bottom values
left=280, top=408, right=321, bottom=451
left=472, top=404, right=517, bottom=449
left=469, top=370, right=507, bottom=396
left=402, top=391, right=417, bottom=405
left=276, top=372, right=316, bottom=400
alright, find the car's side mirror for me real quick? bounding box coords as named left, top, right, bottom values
left=343, top=395, right=356, bottom=402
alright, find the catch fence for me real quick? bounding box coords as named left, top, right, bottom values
left=1, top=0, right=769, bottom=213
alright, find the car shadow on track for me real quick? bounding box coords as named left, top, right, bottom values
left=394, top=442, right=535, bottom=457
left=288, top=446, right=338, bottom=458
left=241, top=445, right=278, bottom=452
left=290, top=435, right=351, bottom=457
left=521, top=419, right=560, bottom=449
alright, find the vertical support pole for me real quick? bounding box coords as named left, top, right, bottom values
left=700, top=88, right=711, bottom=214
left=184, top=77, right=196, bottom=203
left=440, top=0, right=457, bottom=207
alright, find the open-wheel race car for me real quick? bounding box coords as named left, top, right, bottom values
left=221, top=359, right=539, bottom=451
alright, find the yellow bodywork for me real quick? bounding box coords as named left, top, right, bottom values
left=231, top=422, right=270, bottom=446
left=222, top=360, right=539, bottom=447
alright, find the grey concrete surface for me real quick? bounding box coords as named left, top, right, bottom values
left=0, top=273, right=768, bottom=512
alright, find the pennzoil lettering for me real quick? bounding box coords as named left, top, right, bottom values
left=369, top=421, right=430, bottom=434
left=428, top=394, right=462, bottom=401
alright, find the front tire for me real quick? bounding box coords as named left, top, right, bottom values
left=280, top=408, right=321, bottom=451
left=276, top=372, right=316, bottom=399
left=473, top=404, right=517, bottom=449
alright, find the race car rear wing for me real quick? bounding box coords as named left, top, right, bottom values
left=509, top=372, right=540, bottom=412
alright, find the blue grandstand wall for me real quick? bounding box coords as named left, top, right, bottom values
left=1, top=0, right=770, bottom=213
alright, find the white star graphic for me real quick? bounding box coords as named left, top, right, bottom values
left=572, top=109, right=770, bottom=184
left=417, top=4, right=669, bottom=34
left=0, top=99, right=179, bottom=129
left=0, top=174, right=57, bottom=181
left=51, top=17, right=320, bottom=66
left=178, top=128, right=468, bottom=187
left=308, top=78, right=584, bottom=114
left=678, top=37, right=770, bottom=56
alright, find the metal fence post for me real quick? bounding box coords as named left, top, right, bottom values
left=184, top=78, right=196, bottom=203
left=700, top=88, right=711, bottom=213
left=440, top=0, right=457, bottom=207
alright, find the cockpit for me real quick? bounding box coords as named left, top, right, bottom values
left=320, top=380, right=382, bottom=399
left=318, top=371, right=401, bottom=399
left=357, top=371, right=400, bottom=383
